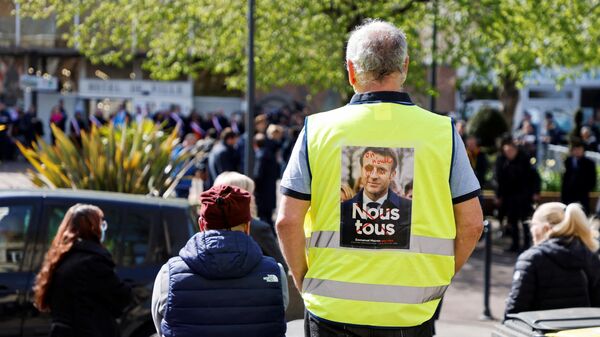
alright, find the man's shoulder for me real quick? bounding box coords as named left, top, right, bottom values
left=341, top=193, right=361, bottom=209
left=386, top=190, right=411, bottom=207
left=211, top=143, right=228, bottom=155
left=308, top=106, right=352, bottom=121
left=583, top=156, right=596, bottom=166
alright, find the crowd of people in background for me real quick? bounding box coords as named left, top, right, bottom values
left=455, top=107, right=600, bottom=254
left=3, top=96, right=600, bottom=234
left=0, top=97, right=306, bottom=227
left=0, top=100, right=44, bottom=160
left=184, top=106, right=304, bottom=226
left=449, top=107, right=600, bottom=325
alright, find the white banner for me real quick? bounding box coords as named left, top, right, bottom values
left=78, top=79, right=193, bottom=99
left=20, top=75, right=58, bottom=91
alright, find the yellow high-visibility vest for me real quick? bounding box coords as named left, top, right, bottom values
left=304, top=98, right=455, bottom=327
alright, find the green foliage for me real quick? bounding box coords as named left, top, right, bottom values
left=439, top=1, right=600, bottom=125
left=466, top=107, right=508, bottom=148
left=441, top=1, right=600, bottom=88
left=16, top=121, right=201, bottom=196
left=597, top=165, right=600, bottom=193
left=539, top=167, right=562, bottom=192
left=16, top=1, right=600, bottom=113
left=16, top=0, right=433, bottom=95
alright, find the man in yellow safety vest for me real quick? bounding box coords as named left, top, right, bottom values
left=276, top=19, right=483, bottom=337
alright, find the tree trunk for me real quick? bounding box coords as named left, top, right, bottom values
left=498, top=77, right=519, bottom=130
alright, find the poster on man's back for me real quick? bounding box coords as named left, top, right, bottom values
left=340, top=146, right=414, bottom=249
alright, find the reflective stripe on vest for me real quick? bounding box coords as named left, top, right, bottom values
left=307, top=230, right=454, bottom=256
left=304, top=101, right=455, bottom=327
left=303, top=278, right=448, bottom=304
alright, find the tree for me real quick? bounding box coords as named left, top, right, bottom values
left=18, top=1, right=600, bottom=125
left=439, top=0, right=600, bottom=126
left=17, top=0, right=432, bottom=98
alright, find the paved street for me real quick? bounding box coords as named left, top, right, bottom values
left=0, top=160, right=36, bottom=189
left=434, top=240, right=516, bottom=337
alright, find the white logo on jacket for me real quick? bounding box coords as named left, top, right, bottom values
left=263, top=274, right=279, bottom=283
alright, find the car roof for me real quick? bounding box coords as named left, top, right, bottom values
left=0, top=189, right=190, bottom=209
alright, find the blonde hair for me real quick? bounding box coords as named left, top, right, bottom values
left=213, top=171, right=257, bottom=218
left=341, top=183, right=355, bottom=201
left=532, top=202, right=599, bottom=252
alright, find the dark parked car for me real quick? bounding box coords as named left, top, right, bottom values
left=0, top=189, right=196, bottom=337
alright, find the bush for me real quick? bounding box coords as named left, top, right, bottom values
left=466, top=107, right=508, bottom=149
left=17, top=121, right=203, bottom=197
left=539, top=167, right=561, bottom=192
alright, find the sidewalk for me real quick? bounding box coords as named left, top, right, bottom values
left=435, top=240, right=516, bottom=337
left=0, top=160, right=36, bottom=189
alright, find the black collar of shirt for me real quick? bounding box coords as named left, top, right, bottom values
left=348, top=91, right=414, bottom=106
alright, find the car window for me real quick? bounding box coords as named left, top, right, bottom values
left=112, top=212, right=153, bottom=267
left=0, top=205, right=32, bottom=272
left=44, top=204, right=155, bottom=267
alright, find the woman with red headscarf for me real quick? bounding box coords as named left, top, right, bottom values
left=33, top=204, right=132, bottom=337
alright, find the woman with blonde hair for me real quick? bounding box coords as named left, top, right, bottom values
left=505, top=202, right=600, bottom=316
left=34, top=204, right=131, bottom=337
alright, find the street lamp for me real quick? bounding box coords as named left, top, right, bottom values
left=244, top=0, right=256, bottom=176
left=430, top=0, right=438, bottom=113
left=412, top=0, right=438, bottom=112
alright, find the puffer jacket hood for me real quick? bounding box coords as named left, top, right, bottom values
left=179, top=230, right=262, bottom=279
left=537, top=237, right=593, bottom=270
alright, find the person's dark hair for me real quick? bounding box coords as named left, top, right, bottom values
left=570, top=137, right=584, bottom=149
left=254, top=133, right=266, bottom=148
left=206, top=128, right=218, bottom=140
left=291, top=126, right=302, bottom=139
left=220, top=127, right=237, bottom=141
left=360, top=147, right=397, bottom=172
left=404, top=180, right=413, bottom=195
left=33, top=204, right=103, bottom=312
left=500, top=134, right=515, bottom=148
left=466, top=135, right=481, bottom=146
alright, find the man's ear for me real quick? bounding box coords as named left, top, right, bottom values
left=347, top=59, right=357, bottom=86
left=399, top=56, right=410, bottom=86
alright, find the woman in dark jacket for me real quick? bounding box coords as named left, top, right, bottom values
left=505, top=202, right=600, bottom=317
left=33, top=204, right=132, bottom=337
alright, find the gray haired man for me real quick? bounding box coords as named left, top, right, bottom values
left=276, top=20, right=483, bottom=337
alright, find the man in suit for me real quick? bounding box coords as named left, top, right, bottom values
left=341, top=147, right=412, bottom=249
left=253, top=133, right=280, bottom=226
left=562, top=140, right=597, bottom=214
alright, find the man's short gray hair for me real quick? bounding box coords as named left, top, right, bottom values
left=346, top=19, right=408, bottom=85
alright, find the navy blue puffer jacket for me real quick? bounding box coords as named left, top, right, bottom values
left=161, top=230, right=286, bottom=337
